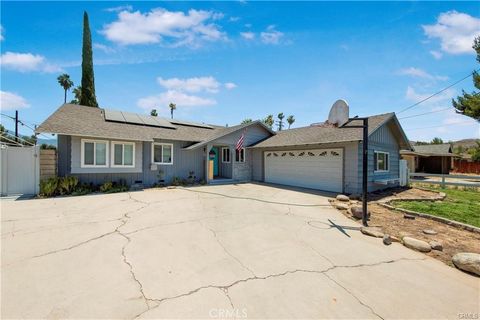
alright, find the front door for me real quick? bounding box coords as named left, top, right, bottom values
left=212, top=147, right=219, bottom=176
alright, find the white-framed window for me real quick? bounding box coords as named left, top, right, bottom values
left=222, top=147, right=230, bottom=163
left=374, top=151, right=389, bottom=172
left=81, top=139, right=109, bottom=168
left=111, top=141, right=135, bottom=167
left=235, top=148, right=246, bottom=163
left=152, top=143, right=173, bottom=165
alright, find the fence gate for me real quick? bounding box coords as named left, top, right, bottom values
left=0, top=145, right=40, bottom=196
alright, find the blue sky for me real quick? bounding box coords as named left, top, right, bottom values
left=1, top=1, right=479, bottom=141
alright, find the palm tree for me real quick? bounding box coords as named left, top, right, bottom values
left=71, top=86, right=82, bottom=104
left=169, top=103, right=177, bottom=119
left=150, top=109, right=158, bottom=117
left=287, top=115, right=295, bottom=129
left=262, top=115, right=274, bottom=129
left=57, top=74, right=74, bottom=104
left=277, top=112, right=285, bottom=131
left=241, top=118, right=253, bottom=124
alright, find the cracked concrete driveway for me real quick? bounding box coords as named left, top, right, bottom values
left=1, top=183, right=478, bottom=319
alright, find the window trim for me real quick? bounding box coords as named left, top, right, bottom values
left=374, top=151, right=390, bottom=173
left=221, top=147, right=231, bottom=163
left=151, top=142, right=174, bottom=165
left=81, top=139, right=109, bottom=168
left=111, top=141, right=136, bottom=168
left=235, top=148, right=246, bottom=163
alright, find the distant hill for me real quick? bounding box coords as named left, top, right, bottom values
left=410, top=138, right=478, bottom=147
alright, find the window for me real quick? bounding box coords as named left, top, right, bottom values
left=374, top=151, right=389, bottom=172
left=111, top=142, right=135, bottom=167
left=222, top=147, right=230, bottom=163
left=152, top=143, right=173, bottom=165
left=235, top=148, right=245, bottom=163
left=81, top=139, right=108, bottom=167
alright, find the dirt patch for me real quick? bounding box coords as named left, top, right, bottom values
left=339, top=187, right=480, bottom=267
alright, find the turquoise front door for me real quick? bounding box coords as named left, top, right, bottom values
left=211, top=147, right=219, bottom=176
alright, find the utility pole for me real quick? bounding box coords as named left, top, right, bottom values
left=341, top=116, right=369, bottom=226
left=14, top=110, right=19, bottom=143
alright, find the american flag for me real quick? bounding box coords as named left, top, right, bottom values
left=236, top=129, right=246, bottom=151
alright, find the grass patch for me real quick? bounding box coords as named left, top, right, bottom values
left=392, top=187, right=480, bottom=228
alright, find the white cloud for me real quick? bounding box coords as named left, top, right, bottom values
left=0, top=91, right=30, bottom=111
left=398, top=67, right=448, bottom=81
left=102, top=8, right=227, bottom=47
left=405, top=85, right=456, bottom=105
left=260, top=25, right=284, bottom=44
left=429, top=50, right=443, bottom=60
left=225, top=82, right=237, bottom=89
left=0, top=52, right=62, bottom=73
left=422, top=11, right=480, bottom=54
left=229, top=16, right=240, bottom=22
left=104, top=5, right=133, bottom=12
left=93, top=43, right=116, bottom=54
left=157, top=76, right=220, bottom=93
left=240, top=31, right=255, bottom=40
left=137, top=90, right=216, bottom=110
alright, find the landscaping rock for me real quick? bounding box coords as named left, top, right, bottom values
left=404, top=214, right=416, bottom=220
left=430, top=241, right=443, bottom=251
left=423, top=229, right=438, bottom=235
left=399, top=231, right=411, bottom=239
left=452, top=253, right=480, bottom=276
left=335, top=202, right=349, bottom=210
left=403, top=237, right=431, bottom=252
left=360, top=227, right=384, bottom=238
left=383, top=234, right=392, bottom=245
left=390, top=236, right=401, bottom=243
left=351, top=206, right=371, bottom=220
left=439, top=192, right=446, bottom=198
left=336, top=194, right=350, bottom=202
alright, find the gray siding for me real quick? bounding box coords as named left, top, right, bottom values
left=359, top=122, right=400, bottom=192
left=142, top=140, right=205, bottom=186
left=70, top=136, right=143, bottom=174
left=57, top=134, right=71, bottom=177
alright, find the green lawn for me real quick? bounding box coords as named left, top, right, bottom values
left=392, top=188, right=480, bottom=228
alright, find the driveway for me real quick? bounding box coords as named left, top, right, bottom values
left=1, top=183, right=478, bottom=319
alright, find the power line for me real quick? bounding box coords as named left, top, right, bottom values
left=1, top=113, right=52, bottom=139
left=397, top=69, right=478, bottom=114
left=404, top=120, right=477, bottom=131
left=398, top=107, right=453, bottom=120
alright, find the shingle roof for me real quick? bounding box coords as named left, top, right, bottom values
left=412, top=144, right=453, bottom=155
left=251, top=113, right=396, bottom=148
left=36, top=104, right=222, bottom=142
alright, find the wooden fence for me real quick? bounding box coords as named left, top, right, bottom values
left=453, top=159, right=480, bottom=174
left=410, top=172, right=480, bottom=188
left=39, top=149, right=56, bottom=180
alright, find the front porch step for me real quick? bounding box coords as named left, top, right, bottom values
left=209, top=179, right=236, bottom=185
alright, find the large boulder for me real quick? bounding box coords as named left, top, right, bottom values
left=423, top=229, right=438, bottom=235
left=452, top=253, right=480, bottom=276
left=429, top=241, right=443, bottom=251
left=351, top=206, right=370, bottom=219
left=383, top=234, right=392, bottom=245
left=403, top=237, right=431, bottom=252
left=336, top=194, right=350, bottom=202
left=360, top=227, right=384, bottom=238
left=335, top=202, right=349, bottom=210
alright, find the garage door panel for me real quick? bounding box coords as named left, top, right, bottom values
left=264, top=148, right=343, bottom=192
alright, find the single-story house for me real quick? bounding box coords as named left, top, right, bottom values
left=36, top=104, right=411, bottom=194
left=400, top=144, right=454, bottom=174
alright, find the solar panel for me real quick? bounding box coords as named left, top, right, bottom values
left=104, top=109, right=126, bottom=122
left=122, top=111, right=144, bottom=125
left=170, top=119, right=213, bottom=129
left=139, top=115, right=176, bottom=129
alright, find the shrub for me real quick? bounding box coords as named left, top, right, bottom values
left=40, top=177, right=59, bottom=197
left=99, top=181, right=129, bottom=193
left=171, top=176, right=182, bottom=186
left=71, top=183, right=92, bottom=196
left=187, top=171, right=196, bottom=184
left=100, top=182, right=113, bottom=193
left=58, top=176, right=79, bottom=195
left=40, top=144, right=57, bottom=150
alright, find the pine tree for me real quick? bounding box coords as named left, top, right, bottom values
left=452, top=36, right=480, bottom=121
left=80, top=11, right=98, bottom=107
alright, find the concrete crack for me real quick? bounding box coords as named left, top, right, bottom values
left=203, top=224, right=257, bottom=277
left=323, top=272, right=384, bottom=319
left=222, top=288, right=235, bottom=310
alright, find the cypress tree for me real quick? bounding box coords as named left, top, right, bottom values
left=80, top=11, right=98, bottom=107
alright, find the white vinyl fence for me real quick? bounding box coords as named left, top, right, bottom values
left=0, top=145, right=40, bottom=196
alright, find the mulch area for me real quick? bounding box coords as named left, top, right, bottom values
left=342, top=187, right=480, bottom=267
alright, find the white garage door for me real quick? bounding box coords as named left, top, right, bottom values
left=264, top=148, right=343, bottom=192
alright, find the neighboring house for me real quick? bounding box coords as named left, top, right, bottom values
left=400, top=144, right=454, bottom=174
left=36, top=104, right=410, bottom=194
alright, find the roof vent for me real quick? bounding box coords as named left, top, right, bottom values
left=327, top=99, right=349, bottom=127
